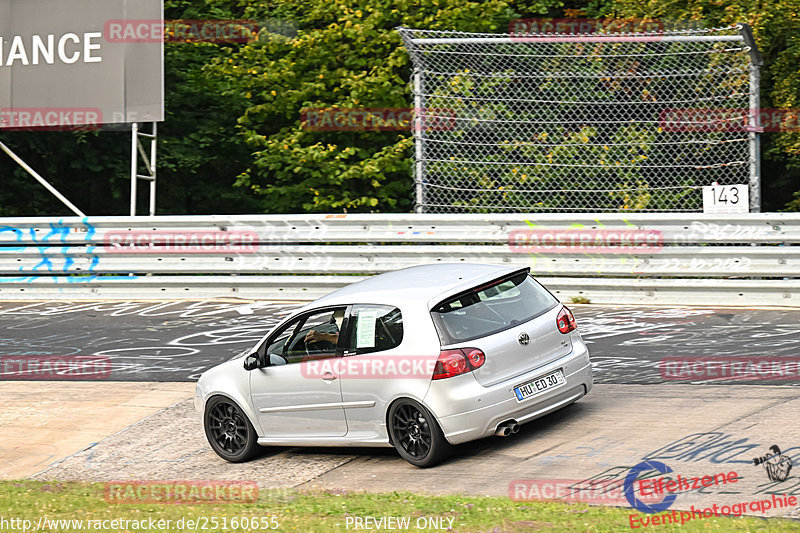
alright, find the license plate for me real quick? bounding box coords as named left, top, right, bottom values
left=514, top=370, right=566, bottom=401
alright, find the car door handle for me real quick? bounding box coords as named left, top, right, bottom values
left=322, top=371, right=337, bottom=381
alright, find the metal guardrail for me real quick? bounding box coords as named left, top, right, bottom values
left=0, top=213, right=797, bottom=305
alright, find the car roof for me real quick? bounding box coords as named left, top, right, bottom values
left=307, top=263, right=525, bottom=310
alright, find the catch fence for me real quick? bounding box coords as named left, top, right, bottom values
left=398, top=24, right=762, bottom=213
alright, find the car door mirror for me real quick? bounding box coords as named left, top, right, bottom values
left=268, top=353, right=288, bottom=366
left=243, top=353, right=261, bottom=371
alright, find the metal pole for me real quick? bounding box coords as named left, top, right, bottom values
left=0, top=140, right=86, bottom=217
left=148, top=122, right=157, bottom=216
left=737, top=23, right=763, bottom=213
left=413, top=69, right=425, bottom=213
left=409, top=35, right=745, bottom=45
left=749, top=64, right=761, bottom=213
left=130, top=122, right=138, bottom=216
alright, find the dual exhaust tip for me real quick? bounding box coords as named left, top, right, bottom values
left=495, top=420, right=520, bottom=437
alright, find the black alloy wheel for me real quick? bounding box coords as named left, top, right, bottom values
left=388, top=399, right=451, bottom=468
left=204, top=396, right=260, bottom=462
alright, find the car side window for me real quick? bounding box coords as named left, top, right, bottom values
left=264, top=307, right=345, bottom=366
left=345, top=305, right=403, bottom=355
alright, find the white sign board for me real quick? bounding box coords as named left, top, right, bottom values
left=702, top=184, right=749, bottom=214
left=0, top=0, right=164, bottom=128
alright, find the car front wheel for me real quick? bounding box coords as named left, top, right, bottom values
left=388, top=399, right=451, bottom=468
left=204, top=396, right=260, bottom=462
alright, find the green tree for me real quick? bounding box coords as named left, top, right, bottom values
left=207, top=0, right=530, bottom=213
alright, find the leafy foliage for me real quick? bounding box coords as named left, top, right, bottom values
left=0, top=0, right=797, bottom=214
left=207, top=0, right=525, bottom=213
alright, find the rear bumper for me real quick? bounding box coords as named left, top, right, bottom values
left=425, top=337, right=593, bottom=445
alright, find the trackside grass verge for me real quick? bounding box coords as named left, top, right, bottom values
left=1, top=481, right=798, bottom=532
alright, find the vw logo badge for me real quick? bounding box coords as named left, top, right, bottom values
left=518, top=332, right=530, bottom=346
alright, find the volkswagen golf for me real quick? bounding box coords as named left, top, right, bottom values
left=195, top=263, right=593, bottom=467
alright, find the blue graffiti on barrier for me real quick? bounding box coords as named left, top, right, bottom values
left=0, top=218, right=136, bottom=284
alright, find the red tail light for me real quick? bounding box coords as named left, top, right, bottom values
left=464, top=348, right=486, bottom=369
left=557, top=306, right=577, bottom=334
left=432, top=348, right=486, bottom=380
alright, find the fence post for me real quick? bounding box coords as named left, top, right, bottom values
left=739, top=23, right=763, bottom=213
left=749, top=64, right=761, bottom=213
left=413, top=68, right=426, bottom=213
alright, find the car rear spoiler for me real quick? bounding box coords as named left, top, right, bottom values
left=427, top=266, right=531, bottom=311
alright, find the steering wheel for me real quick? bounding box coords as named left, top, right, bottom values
left=304, top=336, right=335, bottom=356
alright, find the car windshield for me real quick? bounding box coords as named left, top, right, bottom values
left=430, top=272, right=558, bottom=343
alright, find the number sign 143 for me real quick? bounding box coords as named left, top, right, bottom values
left=702, top=184, right=749, bottom=213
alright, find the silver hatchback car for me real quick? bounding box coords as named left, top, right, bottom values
left=195, top=263, right=593, bottom=467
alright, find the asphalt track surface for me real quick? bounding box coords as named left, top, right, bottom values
left=3, top=300, right=799, bottom=522
left=29, top=384, right=800, bottom=520
left=0, top=300, right=798, bottom=384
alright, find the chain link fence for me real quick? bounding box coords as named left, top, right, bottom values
left=398, top=25, right=761, bottom=213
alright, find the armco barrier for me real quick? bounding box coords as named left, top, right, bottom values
left=0, top=213, right=797, bottom=305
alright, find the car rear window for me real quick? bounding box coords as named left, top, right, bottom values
left=430, top=272, right=558, bottom=344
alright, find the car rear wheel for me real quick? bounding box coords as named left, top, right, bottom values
left=204, top=396, right=260, bottom=462
left=388, top=399, right=451, bottom=468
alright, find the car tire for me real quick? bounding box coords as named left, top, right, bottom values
left=388, top=399, right=452, bottom=468
left=204, top=396, right=261, bottom=463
